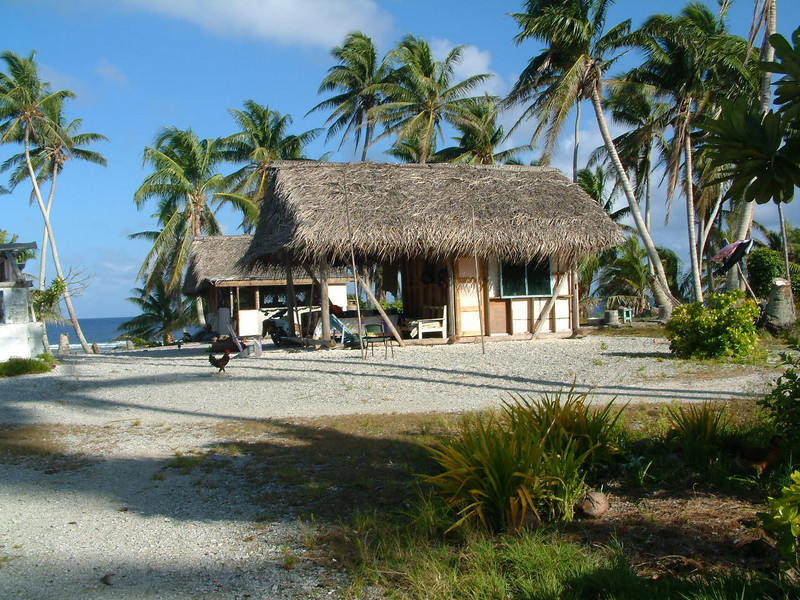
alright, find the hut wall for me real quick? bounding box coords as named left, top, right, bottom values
left=0, top=288, right=45, bottom=361
left=483, top=258, right=573, bottom=335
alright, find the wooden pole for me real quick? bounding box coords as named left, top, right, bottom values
left=471, top=208, right=485, bottom=354
left=285, top=261, right=297, bottom=338
left=532, top=273, right=566, bottom=338
left=446, top=260, right=456, bottom=341
left=342, top=170, right=365, bottom=357
left=319, top=261, right=332, bottom=347
left=570, top=266, right=582, bottom=337
left=355, top=272, right=406, bottom=347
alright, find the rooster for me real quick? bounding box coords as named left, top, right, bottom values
left=208, top=348, right=231, bottom=377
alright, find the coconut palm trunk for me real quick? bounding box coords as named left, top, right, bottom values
left=729, top=0, right=777, bottom=290
left=573, top=101, right=581, bottom=182
left=590, top=85, right=674, bottom=310
left=683, top=116, right=704, bottom=302
left=23, top=129, right=91, bottom=354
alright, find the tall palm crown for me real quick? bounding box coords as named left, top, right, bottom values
left=372, top=34, right=491, bottom=164
left=0, top=51, right=73, bottom=149
left=226, top=100, right=319, bottom=229
left=506, top=0, right=628, bottom=159
left=133, top=127, right=257, bottom=297
left=2, top=96, right=107, bottom=190
left=625, top=3, right=752, bottom=210
left=308, top=32, right=391, bottom=161
left=436, top=95, right=531, bottom=165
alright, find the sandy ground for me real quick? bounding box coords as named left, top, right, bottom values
left=0, top=335, right=782, bottom=599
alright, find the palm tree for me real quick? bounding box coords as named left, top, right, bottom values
left=624, top=3, right=751, bottom=302
left=592, top=82, right=670, bottom=233
left=371, top=34, right=491, bottom=164
left=1, top=96, right=107, bottom=291
left=117, top=279, right=197, bottom=344
left=0, top=50, right=94, bottom=354
left=226, top=100, right=319, bottom=230
left=576, top=165, right=630, bottom=224
left=507, top=0, right=675, bottom=310
left=597, top=234, right=652, bottom=313
left=133, top=127, right=258, bottom=324
left=308, top=32, right=392, bottom=161
left=729, top=0, right=777, bottom=290
left=435, top=94, right=532, bottom=164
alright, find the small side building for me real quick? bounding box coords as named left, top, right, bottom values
left=184, top=235, right=351, bottom=337
left=0, top=242, right=45, bottom=361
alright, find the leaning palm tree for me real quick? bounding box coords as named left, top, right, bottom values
left=624, top=3, right=752, bottom=302
left=308, top=32, right=392, bottom=161
left=371, top=34, right=491, bottom=164
left=0, top=50, right=94, bottom=353
left=226, top=101, right=319, bottom=230
left=507, top=0, right=675, bottom=310
left=133, top=127, right=258, bottom=324
left=591, top=81, right=670, bottom=233
left=117, top=279, right=197, bottom=345
left=435, top=94, right=532, bottom=164
left=1, top=95, right=107, bottom=291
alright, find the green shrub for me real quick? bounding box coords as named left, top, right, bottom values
left=0, top=357, right=53, bottom=377
left=759, top=470, right=800, bottom=570
left=747, top=246, right=800, bottom=300
left=759, top=338, right=800, bottom=445
left=665, top=290, right=760, bottom=359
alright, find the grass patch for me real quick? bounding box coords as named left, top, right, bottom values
left=0, top=356, right=54, bottom=377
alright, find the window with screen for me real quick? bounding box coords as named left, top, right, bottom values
left=500, top=260, right=551, bottom=298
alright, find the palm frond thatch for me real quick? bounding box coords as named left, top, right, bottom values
left=242, top=162, right=624, bottom=268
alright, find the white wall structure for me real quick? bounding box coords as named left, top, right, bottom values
left=0, top=287, right=45, bottom=361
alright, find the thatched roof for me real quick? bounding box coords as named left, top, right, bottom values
left=184, top=235, right=349, bottom=296
left=243, top=162, right=624, bottom=268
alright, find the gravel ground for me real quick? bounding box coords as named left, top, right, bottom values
left=0, top=334, right=781, bottom=599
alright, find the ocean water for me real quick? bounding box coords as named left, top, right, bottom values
left=47, top=316, right=135, bottom=352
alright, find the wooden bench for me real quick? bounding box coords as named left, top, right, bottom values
left=410, top=305, right=447, bottom=339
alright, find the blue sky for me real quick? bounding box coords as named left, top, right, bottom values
left=3, top=0, right=800, bottom=319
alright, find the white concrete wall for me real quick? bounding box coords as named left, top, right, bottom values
left=0, top=322, right=45, bottom=361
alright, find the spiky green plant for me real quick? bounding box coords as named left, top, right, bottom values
left=504, top=385, right=625, bottom=468
left=422, top=412, right=555, bottom=533
left=666, top=401, right=730, bottom=463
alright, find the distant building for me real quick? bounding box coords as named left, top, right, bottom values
left=0, top=242, right=45, bottom=361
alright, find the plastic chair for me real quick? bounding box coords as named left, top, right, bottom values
left=364, top=323, right=393, bottom=358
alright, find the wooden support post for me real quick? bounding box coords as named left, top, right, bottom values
left=570, top=267, right=583, bottom=337
left=285, top=262, right=297, bottom=337
left=532, top=273, right=566, bottom=339
left=354, top=273, right=406, bottom=347
left=446, top=259, right=456, bottom=341
left=319, top=261, right=332, bottom=347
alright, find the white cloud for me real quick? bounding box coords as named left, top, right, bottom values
left=95, top=59, right=130, bottom=87
left=121, top=0, right=393, bottom=48
left=430, top=38, right=503, bottom=97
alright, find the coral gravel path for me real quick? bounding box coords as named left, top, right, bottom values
left=0, top=335, right=780, bottom=598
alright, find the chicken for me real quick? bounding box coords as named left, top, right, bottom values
left=734, top=435, right=784, bottom=474
left=208, top=348, right=231, bottom=377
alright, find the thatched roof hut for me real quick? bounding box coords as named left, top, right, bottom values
left=243, top=161, right=624, bottom=268
left=185, top=234, right=347, bottom=296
